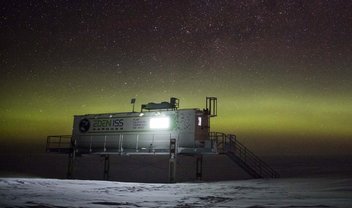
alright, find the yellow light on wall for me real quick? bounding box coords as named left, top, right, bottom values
left=198, top=116, right=202, bottom=126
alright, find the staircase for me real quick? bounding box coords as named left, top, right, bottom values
left=210, top=132, right=280, bottom=179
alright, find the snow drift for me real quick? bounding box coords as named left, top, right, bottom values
left=0, top=177, right=351, bottom=207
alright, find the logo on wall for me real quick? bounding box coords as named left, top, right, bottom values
left=79, top=119, right=90, bottom=133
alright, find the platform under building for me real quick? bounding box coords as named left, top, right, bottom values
left=46, top=97, right=279, bottom=182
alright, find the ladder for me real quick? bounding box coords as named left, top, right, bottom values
left=210, top=132, right=280, bottom=179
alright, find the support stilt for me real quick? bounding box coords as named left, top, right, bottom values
left=196, top=155, right=203, bottom=180
left=67, top=150, right=75, bottom=179
left=103, top=155, right=110, bottom=180
left=169, top=138, right=177, bottom=183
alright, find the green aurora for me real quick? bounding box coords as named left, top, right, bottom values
left=1, top=1, right=351, bottom=155
left=1, top=61, right=351, bottom=155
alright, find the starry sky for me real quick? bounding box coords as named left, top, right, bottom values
left=1, top=0, right=351, bottom=155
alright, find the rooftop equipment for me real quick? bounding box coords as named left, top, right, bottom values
left=141, top=97, right=179, bottom=111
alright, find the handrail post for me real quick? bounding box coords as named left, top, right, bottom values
left=46, top=136, right=50, bottom=152
left=244, top=148, right=247, bottom=162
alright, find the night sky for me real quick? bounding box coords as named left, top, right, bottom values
left=1, top=1, right=351, bottom=155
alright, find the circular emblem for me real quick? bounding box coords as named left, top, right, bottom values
left=79, top=119, right=90, bottom=133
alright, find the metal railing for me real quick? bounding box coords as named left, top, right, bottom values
left=210, top=132, right=280, bottom=178
left=46, top=135, right=72, bottom=153
left=50, top=133, right=174, bottom=154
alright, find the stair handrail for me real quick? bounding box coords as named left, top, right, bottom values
left=209, top=131, right=280, bottom=178
left=227, top=134, right=280, bottom=178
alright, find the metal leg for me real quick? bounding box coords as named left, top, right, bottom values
left=103, top=155, right=110, bottom=180
left=67, top=151, right=75, bottom=179
left=169, top=138, right=177, bottom=183
left=169, top=157, right=176, bottom=183
left=196, top=155, right=203, bottom=180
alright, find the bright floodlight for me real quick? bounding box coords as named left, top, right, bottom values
left=150, top=117, right=170, bottom=129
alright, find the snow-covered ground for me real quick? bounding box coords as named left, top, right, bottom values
left=0, top=177, right=351, bottom=207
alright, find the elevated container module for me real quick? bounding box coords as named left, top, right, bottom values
left=47, top=97, right=279, bottom=182
left=73, top=106, right=211, bottom=155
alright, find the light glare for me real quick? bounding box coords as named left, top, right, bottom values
left=150, top=117, right=170, bottom=129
